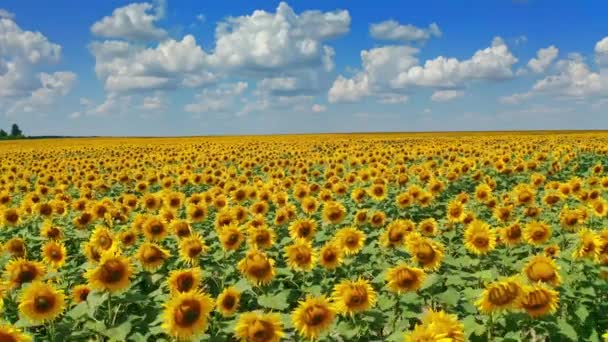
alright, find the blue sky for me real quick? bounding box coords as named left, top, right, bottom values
left=0, top=0, right=607, bottom=136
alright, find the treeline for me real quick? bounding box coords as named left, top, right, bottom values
left=0, top=124, right=25, bottom=140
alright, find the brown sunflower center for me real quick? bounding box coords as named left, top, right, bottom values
left=142, top=247, right=164, bottom=262
left=34, top=295, right=56, bottom=313
left=221, top=295, right=236, bottom=309
left=416, top=243, right=436, bottom=262
left=345, top=287, right=368, bottom=308
left=389, top=230, right=404, bottom=243
left=5, top=210, right=19, bottom=223
left=323, top=250, right=337, bottom=263
left=528, top=261, right=555, bottom=281
left=174, top=299, right=201, bottom=327
left=488, top=285, right=516, bottom=306
left=396, top=268, right=417, bottom=287
left=79, top=289, right=90, bottom=301
left=473, top=236, right=489, bottom=248
left=304, top=305, right=328, bottom=326
left=176, top=274, right=195, bottom=292
left=507, top=226, right=521, bottom=239
left=248, top=320, right=275, bottom=342
left=248, top=255, right=271, bottom=278
left=100, top=259, right=126, bottom=283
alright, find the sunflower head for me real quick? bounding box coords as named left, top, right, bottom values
left=284, top=239, right=316, bottom=272
left=523, top=221, right=551, bottom=245
left=523, top=255, right=561, bottom=286
left=4, top=238, right=26, bottom=258
left=475, top=277, right=523, bottom=314
left=335, top=227, right=366, bottom=256
left=85, top=250, right=133, bottom=293
left=386, top=264, right=426, bottom=293
left=519, top=283, right=560, bottom=318
left=219, top=225, right=245, bottom=252
left=5, top=259, right=46, bottom=289
left=179, top=234, right=207, bottom=265
left=18, top=281, right=66, bottom=325
left=288, top=219, right=317, bottom=241
left=406, top=234, right=444, bottom=271
left=321, top=201, right=346, bottom=225
left=0, top=323, right=32, bottom=342
left=318, top=242, right=343, bottom=270
left=463, top=220, right=497, bottom=255
left=235, top=312, right=284, bottom=342
left=216, top=287, right=241, bottom=317
left=291, top=295, right=336, bottom=340
left=238, top=249, right=275, bottom=286
left=420, top=309, right=465, bottom=342
left=142, top=216, right=169, bottom=241
left=331, top=278, right=377, bottom=315
left=136, top=242, right=171, bottom=271
left=71, top=284, right=91, bottom=303
left=162, top=290, right=215, bottom=341
left=41, top=241, right=67, bottom=269
left=167, top=268, right=203, bottom=295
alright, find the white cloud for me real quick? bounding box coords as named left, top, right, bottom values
left=140, top=93, right=165, bottom=110
left=90, top=35, right=210, bottom=93
left=311, top=103, right=326, bottom=112
left=88, top=93, right=132, bottom=116
left=499, top=92, right=532, bottom=105
left=0, top=15, right=75, bottom=115
left=514, top=35, right=527, bottom=45
left=595, top=36, right=608, bottom=65
left=69, top=111, right=81, bottom=119
left=370, top=20, right=441, bottom=42
left=330, top=37, right=516, bottom=103
left=206, top=2, right=349, bottom=72
left=184, top=82, right=248, bottom=114
left=91, top=2, right=167, bottom=41
left=431, top=89, right=464, bottom=102
left=527, top=45, right=558, bottom=73
left=378, top=94, right=408, bottom=104
left=8, top=71, right=76, bottom=114
left=0, top=9, right=14, bottom=19
left=392, top=37, right=517, bottom=87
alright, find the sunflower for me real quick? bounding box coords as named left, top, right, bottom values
left=142, top=216, right=169, bottom=241
left=523, top=221, right=551, bottom=245
left=247, top=226, right=276, bottom=250
left=590, top=199, right=608, bottom=217
left=368, top=184, right=387, bottom=201
left=284, top=239, right=316, bottom=272
left=291, top=295, right=336, bottom=340
left=219, top=225, right=245, bottom=252
left=216, top=287, right=241, bottom=317
left=523, top=255, right=561, bottom=287
left=288, top=219, right=316, bottom=241
left=335, top=227, right=366, bottom=256
left=71, top=284, right=91, bottom=303
left=136, top=242, right=171, bottom=271
left=118, top=228, right=138, bottom=247
left=463, top=220, right=497, bottom=255
left=475, top=278, right=523, bottom=313
left=380, top=220, right=414, bottom=248
left=41, top=241, right=67, bottom=269
left=418, top=309, right=465, bottom=341
left=493, top=205, right=513, bottom=223
left=406, top=234, right=444, bottom=271
left=179, top=234, right=207, bottom=265
left=513, top=183, right=536, bottom=206
left=351, top=188, right=367, bottom=204
left=238, top=249, right=275, bottom=286
left=85, top=250, right=133, bottom=293
left=369, top=211, right=386, bottom=228
left=40, top=220, right=63, bottom=240
left=501, top=222, right=522, bottom=246
left=163, top=191, right=185, bottom=211
left=572, top=228, right=601, bottom=260
left=321, top=201, right=346, bottom=225
left=404, top=324, right=449, bottom=342
left=167, top=268, right=203, bottom=295
left=187, top=203, right=208, bottom=223
left=235, top=312, right=284, bottom=342
left=396, top=192, right=413, bottom=208
left=4, top=259, right=46, bottom=288
left=559, top=206, right=583, bottom=231
left=4, top=238, right=26, bottom=258
left=474, top=183, right=492, bottom=202
left=332, top=278, right=377, bottom=315
left=446, top=200, right=465, bottom=223
left=301, top=196, right=319, bottom=215
left=162, top=290, right=214, bottom=341
left=18, top=281, right=65, bottom=324
left=544, top=244, right=560, bottom=258
left=519, top=283, right=559, bottom=318
left=318, top=242, right=343, bottom=270
left=1, top=207, right=22, bottom=226
left=385, top=264, right=425, bottom=293
left=0, top=323, right=32, bottom=342
left=418, top=218, right=437, bottom=237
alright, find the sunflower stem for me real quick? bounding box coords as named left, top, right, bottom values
left=487, top=313, right=494, bottom=341
left=391, top=293, right=401, bottom=332
left=107, top=292, right=113, bottom=326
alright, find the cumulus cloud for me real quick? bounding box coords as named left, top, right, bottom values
left=370, top=20, right=441, bottom=43
left=89, top=35, right=210, bottom=93
left=91, top=1, right=167, bottom=41
left=184, top=82, right=248, bottom=114
left=311, top=103, right=326, bottom=112
left=206, top=2, right=349, bottom=73
left=0, top=15, right=75, bottom=115
left=596, top=36, right=608, bottom=65
left=431, top=89, right=464, bottom=102
left=0, top=9, right=14, bottom=19
left=527, top=45, right=558, bottom=73
left=330, top=37, right=517, bottom=103
left=140, top=93, right=166, bottom=110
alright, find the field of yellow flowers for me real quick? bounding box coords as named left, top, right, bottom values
left=0, top=132, right=608, bottom=341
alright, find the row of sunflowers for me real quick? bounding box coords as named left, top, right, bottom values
left=0, top=133, right=607, bottom=341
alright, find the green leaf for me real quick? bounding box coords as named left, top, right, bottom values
left=437, top=288, right=459, bottom=306
left=462, top=315, right=485, bottom=338
left=377, top=295, right=397, bottom=311
left=67, top=302, right=88, bottom=320
left=575, top=305, right=589, bottom=322
left=421, top=274, right=439, bottom=290
left=335, top=321, right=359, bottom=339
left=558, top=318, right=577, bottom=341
left=258, top=290, right=291, bottom=310
left=104, top=321, right=132, bottom=341
left=234, top=278, right=252, bottom=293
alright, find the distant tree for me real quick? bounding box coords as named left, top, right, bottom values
left=0, top=129, right=7, bottom=137
left=10, top=123, right=22, bottom=137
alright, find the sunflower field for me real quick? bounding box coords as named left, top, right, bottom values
left=1, top=133, right=608, bottom=341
